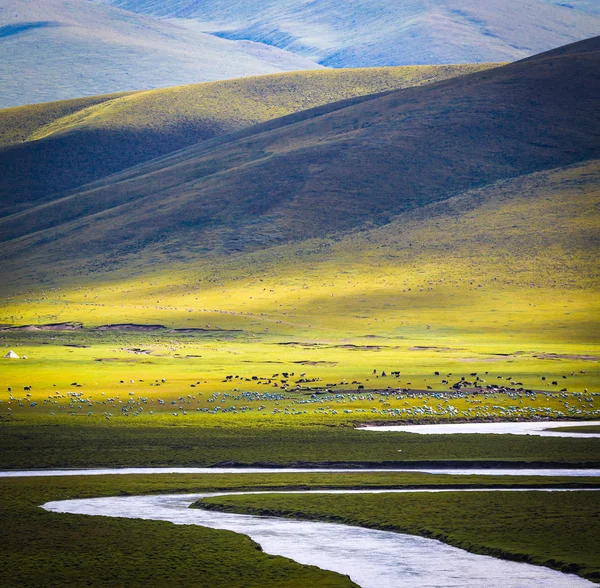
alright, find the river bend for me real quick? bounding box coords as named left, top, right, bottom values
left=43, top=488, right=597, bottom=588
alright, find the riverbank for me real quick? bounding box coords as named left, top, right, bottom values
left=2, top=420, right=600, bottom=469
left=196, top=487, right=600, bottom=583
left=2, top=472, right=599, bottom=587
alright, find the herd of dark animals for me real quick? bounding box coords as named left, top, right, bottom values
left=3, top=365, right=596, bottom=421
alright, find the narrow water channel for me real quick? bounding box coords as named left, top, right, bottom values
left=358, top=420, right=600, bottom=437
left=43, top=488, right=597, bottom=588
left=2, top=466, right=599, bottom=476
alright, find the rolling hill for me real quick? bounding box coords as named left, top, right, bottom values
left=1, top=159, right=597, bottom=348
left=0, top=0, right=322, bottom=108
left=0, top=63, right=497, bottom=214
left=0, top=38, right=597, bottom=386
left=102, top=0, right=600, bottom=66
left=0, top=36, right=597, bottom=286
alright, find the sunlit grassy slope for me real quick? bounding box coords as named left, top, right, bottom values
left=1, top=160, right=598, bottom=413
left=0, top=92, right=132, bottom=148
left=1, top=38, right=597, bottom=271
left=0, top=63, right=495, bottom=212
left=0, top=39, right=598, bottom=417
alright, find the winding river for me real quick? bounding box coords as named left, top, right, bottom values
left=6, top=421, right=599, bottom=587
left=43, top=488, right=597, bottom=588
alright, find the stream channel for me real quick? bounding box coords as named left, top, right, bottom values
left=358, top=420, right=600, bottom=437
left=6, top=420, right=599, bottom=587
left=42, top=487, right=597, bottom=588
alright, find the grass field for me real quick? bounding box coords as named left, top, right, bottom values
left=1, top=162, right=598, bottom=424
left=0, top=474, right=360, bottom=588
left=1, top=473, right=598, bottom=587
left=555, top=425, right=600, bottom=434
left=2, top=418, right=600, bottom=469
left=1, top=161, right=597, bottom=484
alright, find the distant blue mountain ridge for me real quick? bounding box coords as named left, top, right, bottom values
left=102, top=0, right=600, bottom=66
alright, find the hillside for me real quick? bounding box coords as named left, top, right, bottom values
left=0, top=0, right=321, bottom=108
left=0, top=37, right=597, bottom=283
left=0, top=63, right=497, bottom=214
left=103, top=0, right=600, bottom=66
left=545, top=0, right=600, bottom=15
left=1, top=159, right=597, bottom=348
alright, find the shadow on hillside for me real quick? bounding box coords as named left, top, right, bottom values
left=0, top=125, right=216, bottom=217
left=0, top=22, right=62, bottom=39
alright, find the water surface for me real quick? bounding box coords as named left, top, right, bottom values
left=2, top=466, right=599, bottom=477
left=43, top=488, right=596, bottom=588
left=359, top=420, right=600, bottom=437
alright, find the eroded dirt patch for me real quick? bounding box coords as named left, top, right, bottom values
left=0, top=322, right=83, bottom=331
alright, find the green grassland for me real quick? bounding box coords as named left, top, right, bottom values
left=1, top=473, right=597, bottom=587
left=0, top=40, right=597, bottom=462
left=1, top=162, right=598, bottom=424
left=0, top=63, right=496, bottom=213
left=2, top=417, right=600, bottom=469
left=198, top=488, right=600, bottom=582
left=2, top=64, right=498, bottom=148
left=554, top=425, right=600, bottom=434
left=1, top=161, right=597, bottom=475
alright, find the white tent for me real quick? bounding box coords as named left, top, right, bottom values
left=4, top=350, right=19, bottom=359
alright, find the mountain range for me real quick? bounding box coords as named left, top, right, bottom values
left=3, top=0, right=599, bottom=107
left=102, top=0, right=600, bottom=66
left=0, top=37, right=598, bottom=289
left=0, top=0, right=321, bottom=108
